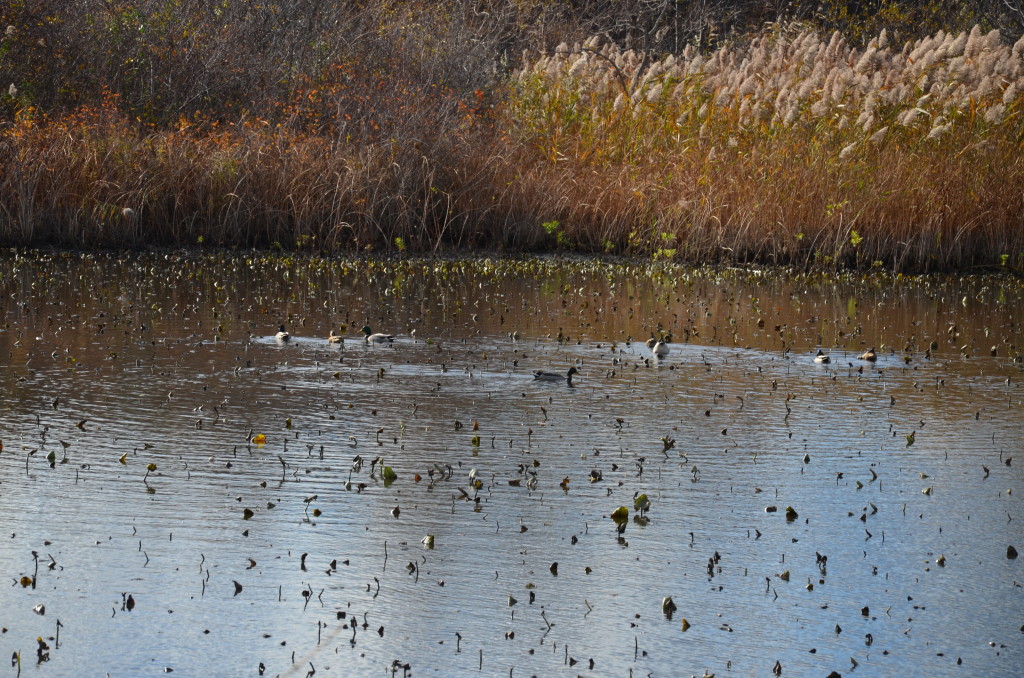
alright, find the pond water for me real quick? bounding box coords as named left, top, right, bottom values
left=0, top=253, right=1021, bottom=677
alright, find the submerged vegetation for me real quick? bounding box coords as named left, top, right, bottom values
left=1, top=1, right=1023, bottom=271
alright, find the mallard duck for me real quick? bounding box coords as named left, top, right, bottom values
left=362, top=325, right=394, bottom=344
left=533, top=366, right=578, bottom=383
left=813, top=349, right=830, bottom=363
left=858, top=347, right=877, bottom=361
left=275, top=324, right=291, bottom=341
left=327, top=330, right=343, bottom=344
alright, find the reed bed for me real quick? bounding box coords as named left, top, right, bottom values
left=2, top=23, right=1023, bottom=271
left=505, top=25, right=1024, bottom=270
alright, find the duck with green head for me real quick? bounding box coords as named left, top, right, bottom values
left=362, top=325, right=394, bottom=344
left=533, top=366, right=578, bottom=383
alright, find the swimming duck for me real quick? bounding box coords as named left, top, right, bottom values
left=275, top=325, right=291, bottom=342
left=533, top=366, right=578, bottom=383
left=813, top=349, right=830, bottom=363
left=327, top=330, right=343, bottom=344
left=362, top=325, right=394, bottom=344
left=858, top=347, right=877, bottom=361
left=647, top=340, right=671, bottom=360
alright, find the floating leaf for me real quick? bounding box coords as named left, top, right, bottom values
left=680, top=618, right=691, bottom=632
left=252, top=434, right=266, bottom=445
left=382, top=466, right=398, bottom=482
left=421, top=535, right=435, bottom=549
left=634, top=493, right=651, bottom=513
left=146, top=463, right=157, bottom=472
left=662, top=596, right=677, bottom=615
left=243, top=508, right=254, bottom=520
left=785, top=506, right=798, bottom=521
left=507, top=596, right=517, bottom=607
left=610, top=506, right=629, bottom=523
left=118, top=453, right=127, bottom=465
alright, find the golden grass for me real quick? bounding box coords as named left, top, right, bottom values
left=502, top=25, right=1024, bottom=270
left=1, top=24, right=1022, bottom=271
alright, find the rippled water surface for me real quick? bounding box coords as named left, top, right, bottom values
left=1, top=253, right=1022, bottom=677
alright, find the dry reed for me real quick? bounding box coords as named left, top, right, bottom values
left=1, top=23, right=1022, bottom=271
left=503, top=24, right=1024, bottom=270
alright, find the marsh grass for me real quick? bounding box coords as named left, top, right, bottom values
left=505, top=26, right=1024, bottom=270
left=1, top=23, right=1022, bottom=271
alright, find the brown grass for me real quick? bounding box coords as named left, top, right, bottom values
left=1, top=23, right=1023, bottom=271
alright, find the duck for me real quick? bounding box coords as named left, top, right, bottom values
left=649, top=339, right=670, bottom=359
left=533, top=366, right=578, bottom=383
left=327, top=330, right=343, bottom=344
left=813, top=349, right=830, bottom=363
left=275, top=324, right=291, bottom=342
left=858, top=347, right=877, bottom=361
left=362, top=325, right=394, bottom=344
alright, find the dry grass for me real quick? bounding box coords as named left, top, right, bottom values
left=2, top=23, right=1023, bottom=271
left=502, top=25, right=1024, bottom=270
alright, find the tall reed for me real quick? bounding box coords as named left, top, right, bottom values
left=501, top=25, right=1024, bottom=270
left=1, top=23, right=1022, bottom=271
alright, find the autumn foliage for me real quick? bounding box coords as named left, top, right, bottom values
left=1, top=2, right=1023, bottom=270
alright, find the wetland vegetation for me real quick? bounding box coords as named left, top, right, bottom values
left=2, top=1, right=1024, bottom=270
left=0, top=252, right=1022, bottom=676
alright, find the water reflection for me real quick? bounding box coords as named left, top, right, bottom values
left=0, top=254, right=1021, bottom=676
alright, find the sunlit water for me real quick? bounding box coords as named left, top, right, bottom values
left=0, top=253, right=1021, bottom=677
